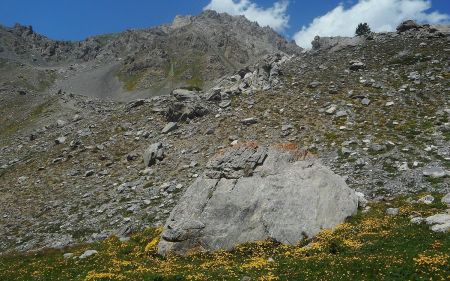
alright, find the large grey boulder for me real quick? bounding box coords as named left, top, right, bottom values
left=158, top=144, right=358, bottom=256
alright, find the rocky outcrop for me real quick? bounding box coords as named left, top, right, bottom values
left=397, top=20, right=421, bottom=33
left=205, top=53, right=291, bottom=102
left=157, top=143, right=359, bottom=255
left=311, top=36, right=364, bottom=52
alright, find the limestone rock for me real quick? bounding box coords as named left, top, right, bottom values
left=349, top=60, right=366, bottom=71
left=143, top=142, right=164, bottom=167
left=172, top=89, right=200, bottom=101
left=422, top=167, right=447, bottom=178
left=55, top=136, right=66, bottom=145
left=425, top=214, right=450, bottom=225
left=386, top=208, right=399, bottom=216
left=162, top=122, right=178, bottom=134
left=356, top=192, right=368, bottom=208
left=441, top=193, right=450, bottom=205
left=79, top=249, right=98, bottom=259
left=158, top=144, right=358, bottom=256
left=430, top=222, right=450, bottom=233
left=241, top=117, right=258, bottom=125
left=425, top=213, right=450, bottom=233
left=418, top=195, right=434, bottom=205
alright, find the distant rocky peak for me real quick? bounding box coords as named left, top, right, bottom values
left=10, top=23, right=34, bottom=37
left=171, top=15, right=193, bottom=29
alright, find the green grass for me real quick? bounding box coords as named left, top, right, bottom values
left=117, top=71, right=144, bottom=92
left=0, top=98, right=54, bottom=137
left=444, top=131, right=450, bottom=142
left=165, top=54, right=205, bottom=90
left=1, top=195, right=449, bottom=281
left=116, top=53, right=205, bottom=92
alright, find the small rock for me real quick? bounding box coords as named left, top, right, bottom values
left=162, top=122, right=178, bottom=134
left=281, top=124, right=294, bottom=131
left=355, top=158, right=366, bottom=168
left=205, top=88, right=221, bottom=101
left=335, top=110, right=347, bottom=118
left=126, top=153, right=138, bottom=161
left=325, top=105, right=337, bottom=115
left=370, top=144, right=386, bottom=153
left=441, top=193, right=450, bottom=205
left=56, top=119, right=67, bottom=127
left=172, top=89, right=199, bottom=101
left=72, top=114, right=83, bottom=122
left=55, top=136, right=66, bottom=145
left=63, top=253, right=74, bottom=259
left=219, top=100, right=231, bottom=108
left=425, top=214, right=450, bottom=225
left=308, top=81, right=321, bottom=88
left=17, top=176, right=28, bottom=184
left=119, top=237, right=131, bottom=242
left=241, top=117, right=258, bottom=125
left=410, top=217, right=424, bottom=224
left=430, top=222, right=450, bottom=233
left=341, top=147, right=352, bottom=156
left=143, top=142, right=164, bottom=167
left=84, top=170, right=95, bottom=177
left=423, top=167, right=447, bottom=178
left=79, top=249, right=98, bottom=259
left=349, top=60, right=365, bottom=71
left=127, top=99, right=145, bottom=109
left=398, top=162, right=409, bottom=171
left=418, top=195, right=434, bottom=205
left=356, top=192, right=368, bottom=208
left=386, top=208, right=399, bottom=216
left=361, top=98, right=370, bottom=106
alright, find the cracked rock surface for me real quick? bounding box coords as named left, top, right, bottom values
left=158, top=144, right=358, bottom=255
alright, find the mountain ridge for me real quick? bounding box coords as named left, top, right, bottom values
left=0, top=10, right=301, bottom=101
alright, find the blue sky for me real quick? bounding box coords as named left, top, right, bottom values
left=1, top=0, right=449, bottom=48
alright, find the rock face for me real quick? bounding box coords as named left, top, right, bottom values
left=157, top=144, right=359, bottom=255
left=311, top=36, right=364, bottom=52
left=397, top=20, right=420, bottom=33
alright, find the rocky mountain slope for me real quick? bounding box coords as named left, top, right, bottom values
left=0, top=10, right=300, bottom=100
left=0, top=15, right=449, bottom=270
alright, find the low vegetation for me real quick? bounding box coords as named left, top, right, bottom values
left=1, top=194, right=448, bottom=281
left=116, top=71, right=144, bottom=92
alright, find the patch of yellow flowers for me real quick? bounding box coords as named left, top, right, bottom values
left=84, top=271, right=126, bottom=281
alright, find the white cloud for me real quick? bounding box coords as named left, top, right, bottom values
left=293, top=0, right=450, bottom=49
left=204, top=0, right=290, bottom=32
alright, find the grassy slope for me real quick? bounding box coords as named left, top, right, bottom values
left=1, top=194, right=448, bottom=281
